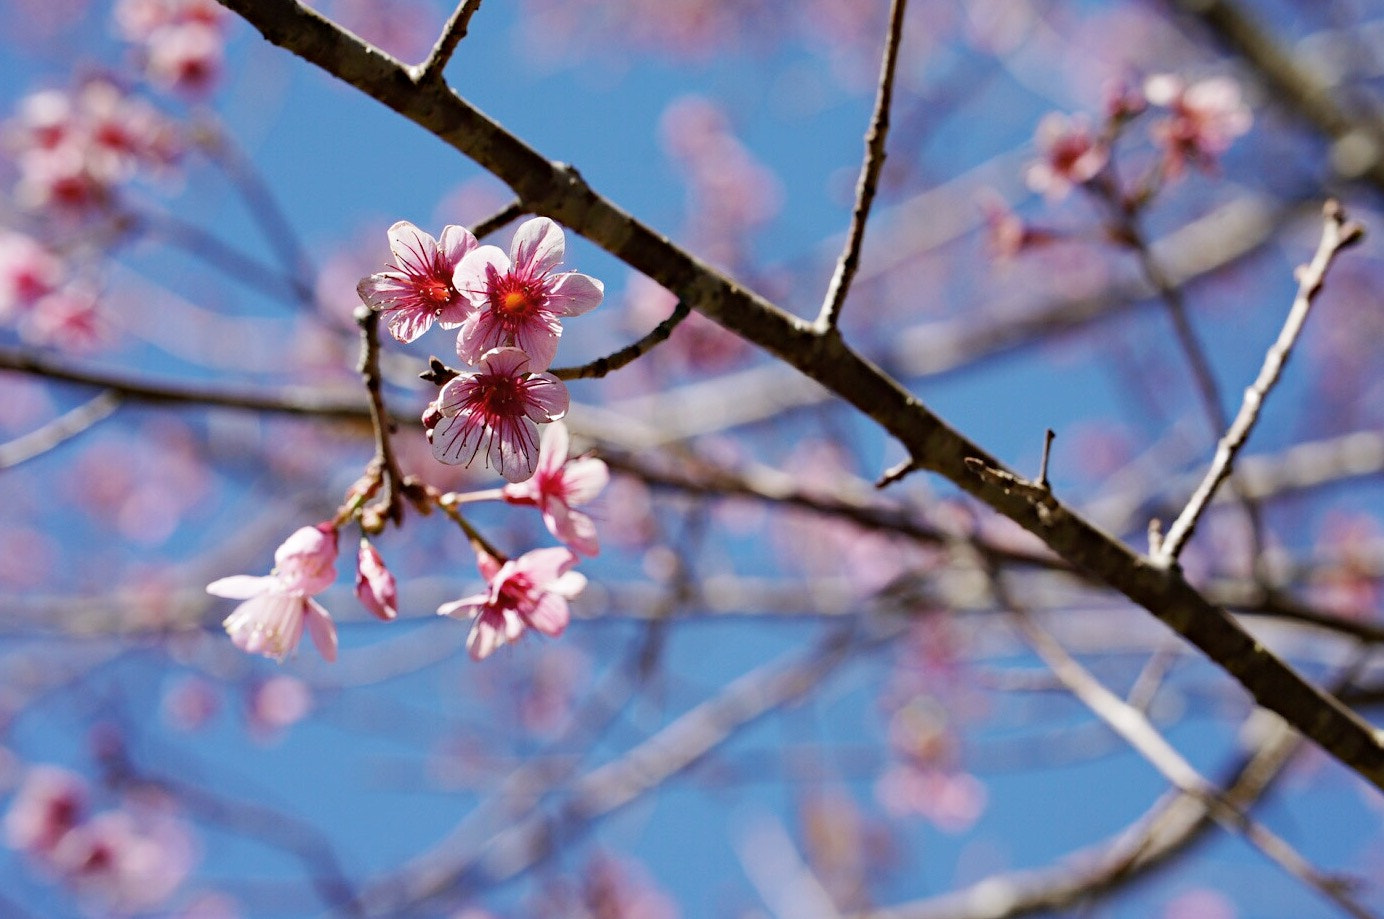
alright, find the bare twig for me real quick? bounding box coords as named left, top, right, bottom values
left=552, top=301, right=692, bottom=380
left=0, top=390, right=121, bottom=469
left=1012, top=609, right=1376, bottom=919
left=1157, top=201, right=1365, bottom=564
left=815, top=0, right=909, bottom=332
left=469, top=198, right=524, bottom=240
left=354, top=307, right=409, bottom=526
left=411, top=0, right=484, bottom=83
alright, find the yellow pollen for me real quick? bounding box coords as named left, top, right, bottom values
left=501, top=290, right=531, bottom=313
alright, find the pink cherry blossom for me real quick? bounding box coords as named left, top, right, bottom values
left=357, top=221, right=479, bottom=343
left=502, top=420, right=608, bottom=555
left=206, top=523, right=340, bottom=662
left=354, top=538, right=398, bottom=620
left=4, top=765, right=87, bottom=857
left=49, top=808, right=194, bottom=913
left=453, top=216, right=604, bottom=371
left=437, top=547, right=586, bottom=660
left=1144, top=74, right=1251, bottom=178
left=0, top=231, right=64, bottom=320
left=427, top=346, right=569, bottom=483
left=1026, top=112, right=1108, bottom=200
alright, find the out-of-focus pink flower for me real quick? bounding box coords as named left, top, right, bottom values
left=427, top=347, right=569, bottom=483
left=453, top=217, right=604, bottom=372
left=357, top=221, right=479, bottom=343
left=161, top=676, right=219, bottom=731
left=438, top=547, right=586, bottom=660
left=875, top=765, right=987, bottom=832
left=49, top=808, right=194, bottom=913
left=22, top=283, right=104, bottom=350
left=206, top=523, right=340, bottom=662
left=6, top=79, right=182, bottom=213
left=248, top=675, right=312, bottom=734
left=4, top=765, right=87, bottom=857
left=0, top=231, right=64, bottom=319
left=1144, top=74, right=1251, bottom=178
left=114, top=0, right=227, bottom=95
left=1026, top=112, right=1108, bottom=200
left=355, top=538, right=398, bottom=620
left=501, top=421, right=608, bottom=555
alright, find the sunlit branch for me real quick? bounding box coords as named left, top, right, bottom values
left=1157, top=201, right=1365, bottom=564
left=1011, top=608, right=1376, bottom=919
left=815, top=0, right=908, bottom=332
left=412, top=0, right=484, bottom=83
left=353, top=306, right=409, bottom=526
left=0, top=390, right=120, bottom=469
left=552, top=300, right=691, bottom=380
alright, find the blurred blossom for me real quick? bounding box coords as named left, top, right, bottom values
left=6, top=79, right=182, bottom=214
left=438, top=547, right=585, bottom=660
left=1308, top=511, right=1382, bottom=619
left=161, top=676, right=220, bottom=732
left=4, top=765, right=87, bottom=857
left=0, top=230, right=64, bottom=319
left=535, top=852, right=680, bottom=919
left=1143, top=74, right=1251, bottom=178
left=875, top=765, right=987, bottom=832
left=624, top=273, right=750, bottom=373
left=175, top=891, right=243, bottom=919
left=114, top=0, right=228, bottom=96
left=248, top=675, right=313, bottom=734
left=207, top=523, right=340, bottom=663
left=355, top=538, right=399, bottom=620
left=1163, top=888, right=1237, bottom=919
left=1026, top=112, right=1108, bottom=201
left=20, top=282, right=105, bottom=350
left=502, top=421, right=609, bottom=556
left=49, top=807, right=195, bottom=914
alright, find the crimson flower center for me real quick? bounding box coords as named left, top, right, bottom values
left=476, top=375, right=527, bottom=418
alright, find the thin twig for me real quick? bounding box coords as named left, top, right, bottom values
left=411, top=0, right=484, bottom=83
left=1157, top=201, right=1365, bottom=564
left=0, top=391, right=121, bottom=469
left=1012, top=608, right=1375, bottom=919
left=815, top=0, right=909, bottom=332
left=355, top=307, right=408, bottom=525
left=469, top=198, right=524, bottom=240
left=552, top=301, right=692, bottom=380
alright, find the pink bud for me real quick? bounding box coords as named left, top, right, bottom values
left=355, top=538, right=398, bottom=621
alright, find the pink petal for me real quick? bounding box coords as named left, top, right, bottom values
left=548, top=506, right=600, bottom=556
left=510, top=315, right=562, bottom=372
left=437, top=593, right=488, bottom=618
left=537, top=419, right=570, bottom=473
left=522, top=375, right=569, bottom=422
left=304, top=599, right=338, bottom=662
left=355, top=539, right=398, bottom=621
left=437, top=224, right=478, bottom=268
left=514, top=546, right=580, bottom=584
left=549, top=569, right=588, bottom=600
left=525, top=592, right=570, bottom=637
left=453, top=245, right=509, bottom=307
left=477, top=345, right=532, bottom=378
left=386, top=220, right=438, bottom=277
left=561, top=455, right=609, bottom=504
left=455, top=309, right=509, bottom=366
left=385, top=302, right=440, bottom=343
left=429, top=412, right=481, bottom=466
left=510, top=217, right=564, bottom=278
left=546, top=272, right=604, bottom=317
left=490, top=416, right=541, bottom=483
left=206, top=574, right=274, bottom=599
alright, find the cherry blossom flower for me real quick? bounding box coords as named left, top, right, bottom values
left=354, top=538, right=398, bottom=620
left=49, top=808, right=194, bottom=913
left=114, top=0, right=227, bottom=95
left=1026, top=112, right=1108, bottom=200
left=427, top=346, right=569, bottom=483
left=502, top=420, right=608, bottom=555
left=1144, top=74, right=1252, bottom=178
left=0, top=231, right=64, bottom=319
left=206, top=523, right=340, bottom=662
left=4, top=765, right=87, bottom=857
left=438, top=547, right=586, bottom=660
left=453, top=217, right=604, bottom=371
left=357, top=220, right=478, bottom=343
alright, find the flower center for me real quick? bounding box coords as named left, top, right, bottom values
left=421, top=278, right=453, bottom=306
left=477, top=375, right=527, bottom=418
left=491, top=275, right=542, bottom=318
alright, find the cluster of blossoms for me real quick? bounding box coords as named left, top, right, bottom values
left=208, top=217, right=609, bottom=663
left=4, top=78, right=181, bottom=214
left=113, top=0, right=228, bottom=96
left=4, top=766, right=193, bottom=913
left=359, top=216, right=603, bottom=483
left=1026, top=72, right=1252, bottom=201
left=0, top=230, right=102, bottom=347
